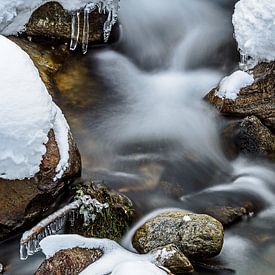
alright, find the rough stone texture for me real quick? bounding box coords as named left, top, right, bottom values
left=66, top=182, right=135, bottom=241
left=9, top=36, right=69, bottom=97
left=0, top=130, right=81, bottom=241
left=35, top=247, right=102, bottom=275
left=222, top=116, right=275, bottom=160
left=25, top=1, right=107, bottom=45
left=149, top=244, right=194, bottom=274
left=132, top=211, right=224, bottom=259
left=206, top=62, right=275, bottom=131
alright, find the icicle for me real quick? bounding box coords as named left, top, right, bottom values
left=103, top=9, right=113, bottom=42
left=239, top=51, right=248, bottom=71
left=20, top=200, right=82, bottom=260
left=70, top=11, right=80, bottom=51
left=82, top=6, right=92, bottom=54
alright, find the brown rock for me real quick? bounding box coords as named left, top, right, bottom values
left=206, top=62, right=275, bottom=131
left=25, top=1, right=107, bottom=45
left=9, top=36, right=69, bottom=97
left=221, top=116, right=275, bottom=159
left=203, top=204, right=253, bottom=226
left=35, top=247, right=102, bottom=275
left=0, top=129, right=81, bottom=241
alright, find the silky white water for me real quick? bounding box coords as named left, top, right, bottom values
left=1, top=0, right=275, bottom=274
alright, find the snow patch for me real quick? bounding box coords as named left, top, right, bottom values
left=39, top=235, right=168, bottom=275
left=0, top=35, right=69, bottom=180
left=233, top=0, right=275, bottom=68
left=216, top=70, right=254, bottom=100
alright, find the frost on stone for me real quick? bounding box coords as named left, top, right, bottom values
left=215, top=70, right=254, bottom=100
left=20, top=191, right=109, bottom=260
left=233, top=0, right=275, bottom=69
left=39, top=235, right=169, bottom=275
left=75, top=189, right=109, bottom=227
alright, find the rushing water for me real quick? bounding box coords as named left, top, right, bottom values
left=1, top=0, right=275, bottom=274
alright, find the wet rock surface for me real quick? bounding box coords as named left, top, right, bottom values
left=149, top=244, right=194, bottom=274
left=132, top=210, right=224, bottom=259
left=222, top=115, right=275, bottom=160
left=25, top=1, right=107, bottom=45
left=0, top=129, right=81, bottom=241
left=35, top=247, right=102, bottom=275
left=207, top=62, right=275, bottom=131
left=66, top=182, right=135, bottom=241
left=9, top=36, right=69, bottom=97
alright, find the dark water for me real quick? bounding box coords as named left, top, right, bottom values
left=1, top=0, right=275, bottom=274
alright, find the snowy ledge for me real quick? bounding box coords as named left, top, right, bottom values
left=215, top=70, right=254, bottom=100
left=0, top=35, right=69, bottom=180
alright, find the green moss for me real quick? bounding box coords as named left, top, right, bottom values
left=65, top=181, right=135, bottom=241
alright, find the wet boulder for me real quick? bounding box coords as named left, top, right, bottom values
left=132, top=210, right=224, bottom=259
left=149, top=244, right=194, bottom=274
left=35, top=247, right=102, bottom=275
left=222, top=116, right=275, bottom=159
left=65, top=182, right=135, bottom=241
left=25, top=1, right=107, bottom=45
left=0, top=130, right=81, bottom=241
left=206, top=62, right=275, bottom=131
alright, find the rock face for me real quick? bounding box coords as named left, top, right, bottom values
left=207, top=62, right=275, bottom=131
left=25, top=1, right=107, bottom=45
left=222, top=116, right=275, bottom=160
left=0, top=130, right=81, bottom=241
left=132, top=211, right=224, bottom=259
left=66, top=182, right=135, bottom=241
left=35, top=247, right=102, bottom=275
left=149, top=244, right=194, bottom=274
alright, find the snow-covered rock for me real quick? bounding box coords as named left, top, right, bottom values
left=216, top=70, right=254, bottom=100
left=0, top=35, right=81, bottom=240
left=233, top=0, right=275, bottom=67
left=0, top=35, right=69, bottom=180
left=39, top=235, right=169, bottom=275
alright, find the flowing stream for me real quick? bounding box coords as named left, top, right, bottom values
left=1, top=0, right=275, bottom=274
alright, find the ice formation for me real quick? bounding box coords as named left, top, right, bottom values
left=20, top=194, right=109, bottom=260
left=233, top=0, right=275, bottom=69
left=0, top=35, right=69, bottom=180
left=0, top=0, right=120, bottom=53
left=39, top=235, right=169, bottom=275
left=216, top=70, right=254, bottom=100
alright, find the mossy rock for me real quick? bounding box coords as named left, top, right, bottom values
left=65, top=181, right=135, bottom=241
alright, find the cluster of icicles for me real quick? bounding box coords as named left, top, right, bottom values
left=70, top=0, right=120, bottom=54
left=20, top=196, right=109, bottom=260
